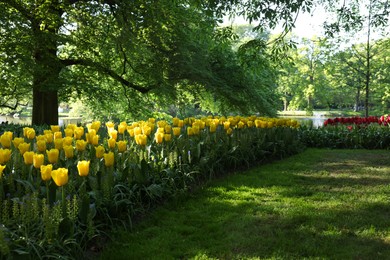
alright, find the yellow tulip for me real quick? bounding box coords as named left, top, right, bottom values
left=164, top=134, right=172, bottom=142
left=18, top=142, right=30, bottom=155
left=76, top=139, right=87, bottom=151
left=54, top=131, right=63, bottom=140
left=45, top=133, right=54, bottom=143
left=46, top=149, right=59, bottom=164
left=54, top=138, right=63, bottom=150
left=135, top=134, right=147, bottom=146
left=33, top=153, right=45, bottom=169
left=157, top=120, right=167, bottom=128
left=0, top=132, right=11, bottom=148
left=155, top=132, right=164, bottom=144
left=106, top=121, right=115, bottom=132
left=178, top=120, right=184, bottom=127
left=26, top=128, right=36, bottom=140
left=77, top=160, right=90, bottom=177
left=36, top=135, right=46, bottom=142
left=209, top=122, right=217, bottom=133
left=226, top=128, right=233, bottom=135
left=192, top=125, right=200, bottom=135
left=66, top=124, right=77, bottom=130
left=95, top=145, right=105, bottom=159
left=86, top=130, right=96, bottom=143
left=172, top=127, right=181, bottom=137
left=142, top=125, right=152, bottom=136
left=74, top=126, right=84, bottom=139
left=164, top=125, right=172, bottom=134
left=63, top=145, right=74, bottom=159
left=0, top=149, right=11, bottom=164
left=148, top=118, right=156, bottom=124
left=23, top=151, right=34, bottom=165
left=172, top=117, right=179, bottom=127
left=40, top=164, right=53, bottom=181
left=51, top=125, right=60, bottom=132
left=187, top=127, right=193, bottom=136
left=51, top=168, right=68, bottom=187
left=237, top=121, right=245, bottom=129
left=91, top=135, right=99, bottom=146
left=103, top=152, right=114, bottom=167
left=107, top=138, right=116, bottom=149
left=223, top=121, right=231, bottom=130
left=118, top=124, right=126, bottom=134
left=127, top=128, right=135, bottom=137
left=134, top=127, right=142, bottom=135
left=91, top=121, right=101, bottom=132
left=117, top=141, right=127, bottom=153
left=157, top=127, right=165, bottom=134
left=0, top=164, right=5, bottom=178
left=64, top=128, right=74, bottom=137
left=109, top=130, right=118, bottom=141
left=12, top=137, right=24, bottom=149
left=63, top=136, right=73, bottom=146
left=36, top=140, right=47, bottom=153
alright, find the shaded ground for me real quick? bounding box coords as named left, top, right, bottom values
left=99, top=149, right=390, bottom=259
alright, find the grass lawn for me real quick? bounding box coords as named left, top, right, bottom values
left=99, top=149, right=390, bottom=259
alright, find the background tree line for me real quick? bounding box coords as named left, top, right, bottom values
left=1, top=0, right=389, bottom=125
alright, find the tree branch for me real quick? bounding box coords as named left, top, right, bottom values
left=60, top=58, right=153, bottom=93
left=0, top=0, right=32, bottom=20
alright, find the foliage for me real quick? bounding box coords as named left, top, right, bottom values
left=0, top=116, right=302, bottom=258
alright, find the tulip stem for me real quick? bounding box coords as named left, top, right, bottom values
left=62, top=186, right=66, bottom=217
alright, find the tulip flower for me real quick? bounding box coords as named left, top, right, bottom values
left=66, top=124, right=77, bottom=131
left=135, top=134, right=147, bottom=146
left=117, top=141, right=127, bottom=153
left=127, top=127, right=135, bottom=137
left=226, top=128, right=233, bottom=135
left=45, top=133, right=54, bottom=143
left=64, top=128, right=74, bottom=137
left=18, top=142, right=30, bottom=155
left=40, top=164, right=53, bottom=181
left=109, top=130, right=118, bottom=141
left=54, top=131, right=63, bottom=140
left=209, top=122, right=217, bottom=133
left=0, top=133, right=11, bottom=148
left=91, top=121, right=101, bottom=132
left=77, top=160, right=90, bottom=177
left=0, top=148, right=11, bottom=164
left=46, top=149, right=59, bottom=164
left=106, top=121, right=115, bottom=132
left=76, top=139, right=87, bottom=152
left=142, top=125, right=152, bottom=136
left=74, top=127, right=84, bottom=139
left=134, top=127, right=142, bottom=135
left=164, top=134, right=172, bottom=142
left=155, top=132, right=164, bottom=144
left=62, top=136, right=73, bottom=146
left=51, top=168, right=68, bottom=187
left=172, top=127, right=181, bottom=137
left=172, top=117, right=179, bottom=126
left=107, top=138, right=116, bottom=149
left=63, top=145, right=74, bottom=159
left=187, top=127, right=193, bottom=136
left=26, top=128, right=36, bottom=140
left=23, top=151, right=34, bottom=165
left=51, top=125, right=60, bottom=132
left=54, top=138, right=63, bottom=150
left=103, top=152, right=114, bottom=167
left=164, top=125, right=172, bottom=134
left=12, top=137, right=24, bottom=149
left=33, top=153, right=45, bottom=169
left=118, top=124, right=126, bottom=134
left=36, top=140, right=47, bottom=153
left=95, top=145, right=105, bottom=159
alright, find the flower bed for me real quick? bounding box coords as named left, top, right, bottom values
left=300, top=115, right=390, bottom=149
left=0, top=116, right=302, bottom=258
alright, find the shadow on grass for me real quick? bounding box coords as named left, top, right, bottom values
left=100, top=149, right=390, bottom=259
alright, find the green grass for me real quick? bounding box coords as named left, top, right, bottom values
left=98, top=149, right=390, bottom=259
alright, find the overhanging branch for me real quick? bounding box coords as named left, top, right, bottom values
left=60, top=58, right=153, bottom=94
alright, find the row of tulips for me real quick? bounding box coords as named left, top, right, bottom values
left=323, top=115, right=390, bottom=126
left=0, top=115, right=302, bottom=259
left=300, top=114, right=390, bottom=149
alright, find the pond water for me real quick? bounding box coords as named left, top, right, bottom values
left=280, top=112, right=327, bottom=128
left=0, top=115, right=82, bottom=126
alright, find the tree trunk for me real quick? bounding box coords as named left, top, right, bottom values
left=354, top=87, right=360, bottom=112
left=32, top=88, right=59, bottom=125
